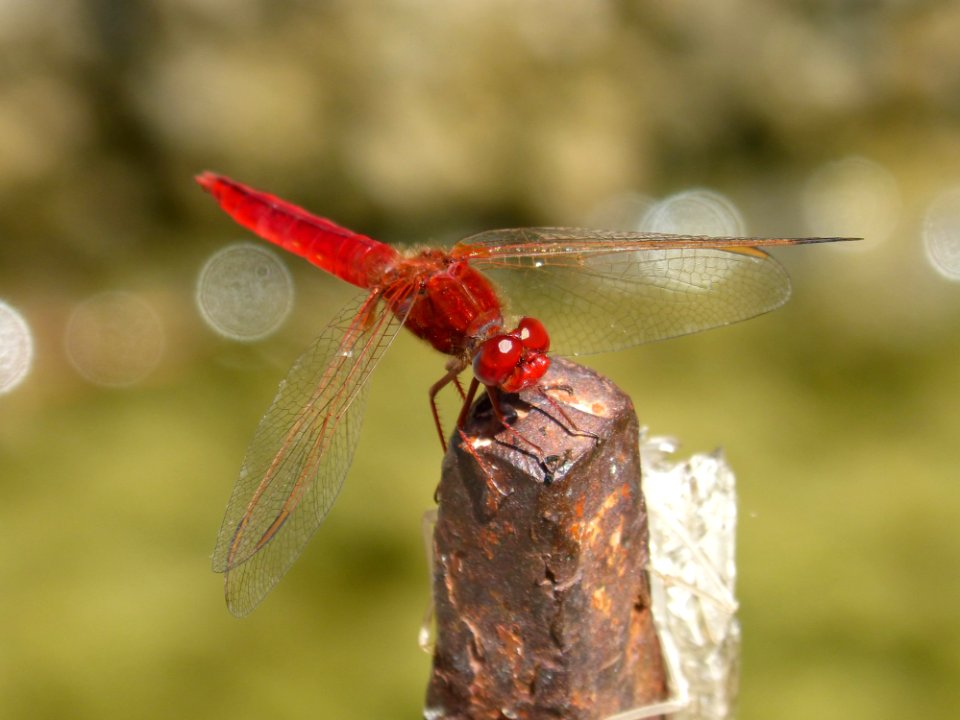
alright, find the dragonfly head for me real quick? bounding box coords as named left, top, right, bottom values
left=472, top=317, right=551, bottom=393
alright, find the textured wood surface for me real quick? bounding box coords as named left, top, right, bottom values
left=425, top=357, right=666, bottom=720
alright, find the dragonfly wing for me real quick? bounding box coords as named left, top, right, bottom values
left=212, top=285, right=412, bottom=616
left=452, top=227, right=850, bottom=257
left=455, top=228, right=819, bottom=356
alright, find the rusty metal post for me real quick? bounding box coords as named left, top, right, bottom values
left=425, top=357, right=667, bottom=720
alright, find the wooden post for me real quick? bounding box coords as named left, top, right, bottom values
left=425, top=358, right=667, bottom=720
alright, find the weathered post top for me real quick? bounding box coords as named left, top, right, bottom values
left=426, top=357, right=667, bottom=720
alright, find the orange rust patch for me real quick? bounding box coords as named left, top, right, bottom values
left=591, top=586, right=612, bottom=614
left=494, top=623, right=524, bottom=658
left=609, top=522, right=622, bottom=550
left=600, top=489, right=620, bottom=513
left=583, top=489, right=624, bottom=546
left=583, top=518, right=602, bottom=545
left=480, top=527, right=502, bottom=560
left=480, top=527, right=501, bottom=543
left=606, top=519, right=624, bottom=567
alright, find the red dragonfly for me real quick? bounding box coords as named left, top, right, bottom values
left=197, top=172, right=849, bottom=616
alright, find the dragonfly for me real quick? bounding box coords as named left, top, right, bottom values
left=197, top=172, right=851, bottom=616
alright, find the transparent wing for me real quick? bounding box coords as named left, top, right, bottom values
left=452, top=228, right=843, bottom=356
left=212, top=285, right=413, bottom=616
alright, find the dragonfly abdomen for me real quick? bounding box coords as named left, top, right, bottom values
left=197, top=172, right=400, bottom=289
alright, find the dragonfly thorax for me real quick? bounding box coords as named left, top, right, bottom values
left=390, top=257, right=505, bottom=356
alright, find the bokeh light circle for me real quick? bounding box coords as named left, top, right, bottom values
left=0, top=301, right=34, bottom=394
left=642, top=189, right=745, bottom=236
left=65, top=292, right=165, bottom=387
left=923, top=187, right=960, bottom=282
left=196, top=243, right=294, bottom=341
left=803, top=156, right=899, bottom=243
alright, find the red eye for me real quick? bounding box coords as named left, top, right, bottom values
left=517, top=317, right=549, bottom=352
left=472, top=335, right=522, bottom=386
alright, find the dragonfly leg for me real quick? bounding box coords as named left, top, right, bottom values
left=455, top=383, right=572, bottom=485
left=452, top=375, right=467, bottom=401
left=484, top=391, right=577, bottom=484
left=454, top=377, right=482, bottom=430
left=534, top=383, right=601, bottom=445
left=429, top=360, right=469, bottom=453
left=456, top=428, right=512, bottom=516
left=430, top=371, right=471, bottom=504
left=485, top=386, right=547, bottom=458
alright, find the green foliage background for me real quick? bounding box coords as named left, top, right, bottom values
left=1, top=2, right=958, bottom=718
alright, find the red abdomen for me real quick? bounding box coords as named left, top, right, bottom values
left=197, top=173, right=399, bottom=288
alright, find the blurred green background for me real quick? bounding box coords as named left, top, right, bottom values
left=2, top=1, right=959, bottom=718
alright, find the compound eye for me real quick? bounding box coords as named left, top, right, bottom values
left=517, top=317, right=549, bottom=352
left=472, top=335, right=522, bottom=386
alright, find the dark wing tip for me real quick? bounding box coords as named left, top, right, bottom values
left=797, top=236, right=863, bottom=244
